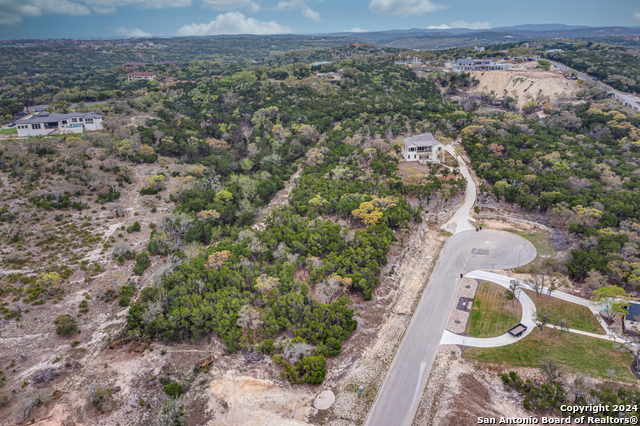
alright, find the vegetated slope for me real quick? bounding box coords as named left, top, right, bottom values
left=544, top=41, right=640, bottom=93
left=460, top=100, right=640, bottom=287
left=0, top=36, right=363, bottom=77
left=0, top=43, right=396, bottom=126
left=0, top=56, right=472, bottom=425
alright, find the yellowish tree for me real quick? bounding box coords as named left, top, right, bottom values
left=141, top=174, right=166, bottom=192
left=205, top=251, right=232, bottom=270
left=38, top=272, right=61, bottom=297
left=138, top=144, right=155, bottom=157
left=352, top=201, right=384, bottom=226
left=196, top=210, right=221, bottom=222
left=255, top=274, right=280, bottom=293
left=215, top=189, right=233, bottom=202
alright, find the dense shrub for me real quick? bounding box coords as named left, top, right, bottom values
left=54, top=314, right=77, bottom=336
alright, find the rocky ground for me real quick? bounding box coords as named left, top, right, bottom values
left=0, top=146, right=469, bottom=426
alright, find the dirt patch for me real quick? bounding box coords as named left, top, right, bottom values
left=206, top=370, right=316, bottom=426
left=468, top=68, right=578, bottom=107
left=412, top=354, right=531, bottom=426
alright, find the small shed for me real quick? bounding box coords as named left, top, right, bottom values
left=508, top=324, right=527, bottom=337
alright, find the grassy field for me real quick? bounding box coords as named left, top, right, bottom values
left=506, top=229, right=554, bottom=258
left=467, top=281, right=522, bottom=338
left=524, top=290, right=605, bottom=334
left=0, top=128, right=17, bottom=135
left=464, top=328, right=635, bottom=382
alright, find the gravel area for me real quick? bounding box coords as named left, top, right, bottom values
left=444, top=278, right=479, bottom=334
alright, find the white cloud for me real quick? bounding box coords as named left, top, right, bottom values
left=428, top=20, right=490, bottom=30
left=345, top=27, right=368, bottom=33
left=116, top=26, right=152, bottom=37
left=82, top=0, right=191, bottom=14
left=450, top=20, right=490, bottom=29
left=273, top=0, right=304, bottom=11
left=272, top=0, right=319, bottom=20
left=0, top=0, right=90, bottom=25
left=427, top=24, right=450, bottom=29
left=175, top=12, right=291, bottom=36
left=369, top=0, right=448, bottom=17
left=0, top=0, right=190, bottom=24
left=301, top=7, right=320, bottom=21
left=200, top=0, right=260, bottom=13
left=634, top=10, right=640, bottom=21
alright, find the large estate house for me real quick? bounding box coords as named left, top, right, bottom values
left=16, top=111, right=103, bottom=137
left=453, top=57, right=510, bottom=72
left=401, top=133, right=444, bottom=163
left=127, top=72, right=157, bottom=82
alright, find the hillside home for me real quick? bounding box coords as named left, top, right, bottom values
left=453, top=57, right=510, bottom=72
left=127, top=72, right=156, bottom=82
left=16, top=112, right=103, bottom=137
left=523, top=42, right=544, bottom=49
left=401, top=133, right=444, bottom=163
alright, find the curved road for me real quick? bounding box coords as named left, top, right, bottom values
left=365, top=229, right=536, bottom=426
left=365, top=149, right=537, bottom=426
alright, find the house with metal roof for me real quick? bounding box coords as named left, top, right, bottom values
left=16, top=111, right=103, bottom=137
left=401, top=133, right=444, bottom=163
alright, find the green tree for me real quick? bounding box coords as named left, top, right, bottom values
left=591, top=286, right=628, bottom=321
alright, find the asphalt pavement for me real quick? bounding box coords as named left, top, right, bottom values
left=364, top=229, right=536, bottom=426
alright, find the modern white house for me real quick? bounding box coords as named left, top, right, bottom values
left=16, top=111, right=103, bottom=137
left=453, top=57, right=510, bottom=72
left=401, top=133, right=444, bottom=163
left=126, top=72, right=157, bottom=82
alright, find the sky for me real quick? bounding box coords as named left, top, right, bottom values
left=0, top=0, right=639, bottom=40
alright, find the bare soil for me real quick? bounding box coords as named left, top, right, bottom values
left=412, top=354, right=531, bottom=426
left=468, top=66, right=579, bottom=107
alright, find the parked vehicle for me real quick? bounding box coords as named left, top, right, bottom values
left=593, top=77, right=599, bottom=81
left=8, top=122, right=15, bottom=128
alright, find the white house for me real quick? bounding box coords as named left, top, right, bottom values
left=127, top=72, right=157, bottom=82
left=16, top=111, right=103, bottom=137
left=401, top=133, right=444, bottom=163
left=453, top=57, right=510, bottom=72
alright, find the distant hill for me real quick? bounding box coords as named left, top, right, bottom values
left=331, top=25, right=640, bottom=50
left=491, top=24, right=592, bottom=32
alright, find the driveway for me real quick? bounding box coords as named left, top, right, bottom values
left=442, top=145, right=476, bottom=234
left=441, top=270, right=619, bottom=347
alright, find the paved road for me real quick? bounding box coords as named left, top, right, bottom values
left=442, top=145, right=476, bottom=234
left=365, top=229, right=537, bottom=426
left=548, top=60, right=640, bottom=112
left=441, top=269, right=618, bottom=347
